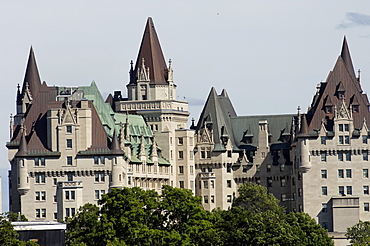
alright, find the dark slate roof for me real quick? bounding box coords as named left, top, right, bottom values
left=22, top=47, right=41, bottom=99
left=196, top=87, right=237, bottom=151
left=306, top=37, right=370, bottom=131
left=130, top=17, right=168, bottom=85
left=231, top=114, right=295, bottom=148
left=10, top=82, right=111, bottom=156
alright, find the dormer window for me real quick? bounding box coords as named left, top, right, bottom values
left=338, top=92, right=345, bottom=99
left=325, top=106, right=333, bottom=114
left=353, top=105, right=359, bottom=113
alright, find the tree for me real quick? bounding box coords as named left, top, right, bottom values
left=0, top=212, right=38, bottom=246
left=232, top=182, right=283, bottom=214
left=214, top=183, right=334, bottom=246
left=66, top=186, right=218, bottom=246
left=346, top=221, right=370, bottom=245
left=285, top=212, right=334, bottom=246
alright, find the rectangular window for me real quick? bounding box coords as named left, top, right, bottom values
left=95, top=190, right=99, bottom=200
left=322, top=203, right=328, bottom=213
left=40, top=158, right=45, bottom=166
left=66, top=139, right=72, bottom=148
left=178, top=151, right=184, bottom=159
left=364, top=169, right=369, bottom=178
left=41, top=191, right=46, bottom=201
left=35, top=191, right=40, bottom=201
left=179, top=166, right=184, bottom=174
left=204, top=196, right=209, bottom=204
left=95, top=173, right=99, bottom=182
left=178, top=137, right=183, bottom=145
left=227, top=165, right=231, bottom=173
left=206, top=151, right=211, bottom=159
left=339, top=136, right=344, bottom=144
left=179, top=181, right=184, bottom=188
left=227, top=180, right=232, bottom=188
left=65, top=191, right=70, bottom=200
left=67, top=156, right=73, bottom=165
left=36, top=209, right=40, bottom=218
left=321, top=136, right=326, bottom=145
left=339, top=124, right=343, bottom=132
left=322, top=222, right=328, bottom=229
left=101, top=190, right=105, bottom=197
left=34, top=158, right=39, bottom=166
left=364, top=186, right=369, bottom=195
left=338, top=152, right=343, bottom=161
left=281, top=194, right=286, bottom=202
left=190, top=166, right=194, bottom=174
left=100, top=173, right=105, bottom=182
left=66, top=125, right=72, bottom=133
left=345, top=124, right=349, bottom=131
left=211, top=180, right=215, bottom=188
left=42, top=209, right=46, bottom=218
left=346, top=169, right=352, bottom=178
left=339, top=186, right=344, bottom=196
left=363, top=135, right=368, bottom=144
left=227, top=195, right=232, bottom=203
left=321, top=170, right=327, bottom=179
left=322, top=186, right=328, bottom=195
left=71, top=191, right=75, bottom=199
left=203, top=181, right=208, bottom=189
left=94, top=156, right=99, bottom=165
left=347, top=186, right=352, bottom=195
left=364, top=151, right=369, bottom=161
left=298, top=188, right=302, bottom=197
left=35, top=173, right=45, bottom=184
left=71, top=208, right=76, bottom=217
left=211, top=195, right=215, bottom=203
left=67, top=173, right=73, bottom=181
left=365, top=203, right=370, bottom=211
left=346, top=152, right=351, bottom=161
left=201, top=151, right=205, bottom=159
left=66, top=208, right=70, bottom=217
left=53, top=178, right=57, bottom=185
left=338, top=169, right=344, bottom=178
left=281, top=178, right=286, bottom=187
left=345, top=136, right=350, bottom=144
left=321, top=152, right=327, bottom=162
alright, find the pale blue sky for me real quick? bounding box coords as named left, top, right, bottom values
left=1, top=1, right=370, bottom=212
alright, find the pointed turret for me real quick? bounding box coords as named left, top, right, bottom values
left=22, top=47, right=41, bottom=98
left=15, top=130, right=28, bottom=157
left=340, top=36, right=356, bottom=79
left=132, top=17, right=168, bottom=85
left=298, top=114, right=309, bottom=137
left=110, top=130, right=124, bottom=155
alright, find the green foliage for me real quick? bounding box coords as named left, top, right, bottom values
left=232, top=182, right=283, bottom=214
left=346, top=220, right=370, bottom=245
left=214, top=183, right=334, bottom=246
left=0, top=212, right=38, bottom=246
left=66, top=183, right=333, bottom=246
left=66, top=186, right=218, bottom=246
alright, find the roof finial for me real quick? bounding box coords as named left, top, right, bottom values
left=358, top=68, right=361, bottom=82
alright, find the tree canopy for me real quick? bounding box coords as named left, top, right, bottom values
left=346, top=220, right=370, bottom=246
left=0, top=212, right=38, bottom=246
left=66, top=183, right=333, bottom=246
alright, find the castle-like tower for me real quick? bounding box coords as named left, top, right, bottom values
left=114, top=18, right=195, bottom=191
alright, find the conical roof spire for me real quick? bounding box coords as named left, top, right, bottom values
left=340, top=36, right=356, bottom=79
left=133, top=17, right=168, bottom=85
left=298, top=114, right=309, bottom=137
left=110, top=130, right=124, bottom=155
left=16, top=129, right=28, bottom=157
left=22, top=46, right=41, bottom=98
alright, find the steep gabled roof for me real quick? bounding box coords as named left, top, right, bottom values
left=131, top=17, right=168, bottom=85
left=306, top=37, right=370, bottom=131
left=22, top=47, right=41, bottom=99
left=196, top=88, right=237, bottom=151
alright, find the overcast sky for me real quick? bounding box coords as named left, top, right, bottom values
left=2, top=1, right=370, bottom=212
